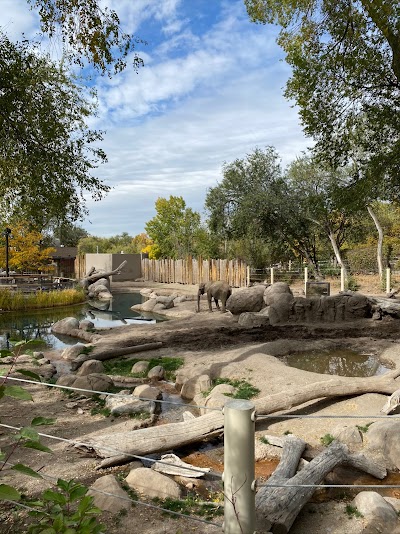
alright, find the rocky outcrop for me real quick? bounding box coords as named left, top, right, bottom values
left=226, top=284, right=267, bottom=314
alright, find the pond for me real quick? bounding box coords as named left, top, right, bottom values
left=0, top=292, right=165, bottom=351
left=282, top=348, right=391, bottom=377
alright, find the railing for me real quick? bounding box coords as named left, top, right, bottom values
left=0, top=274, right=76, bottom=292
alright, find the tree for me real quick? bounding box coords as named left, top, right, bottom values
left=0, top=35, right=109, bottom=228
left=48, top=223, right=89, bottom=247
left=245, top=0, right=400, bottom=196
left=132, top=233, right=153, bottom=254
left=0, top=221, right=56, bottom=272
left=285, top=156, right=365, bottom=279
left=205, top=147, right=324, bottom=271
left=26, top=0, right=144, bottom=76
left=145, top=196, right=204, bottom=259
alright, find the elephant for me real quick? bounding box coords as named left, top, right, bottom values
left=197, top=281, right=232, bottom=313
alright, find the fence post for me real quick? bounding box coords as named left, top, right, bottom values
left=341, top=268, right=345, bottom=292
left=247, top=265, right=250, bottom=287
left=386, top=268, right=391, bottom=294
left=223, top=399, right=255, bottom=534
left=304, top=267, right=308, bottom=295
left=270, top=267, right=274, bottom=285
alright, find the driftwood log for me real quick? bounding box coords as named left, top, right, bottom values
left=75, top=368, right=400, bottom=466
left=255, top=436, right=386, bottom=533
left=368, top=296, right=400, bottom=318
left=81, top=260, right=127, bottom=290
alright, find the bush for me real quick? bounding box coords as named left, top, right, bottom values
left=346, top=246, right=377, bottom=273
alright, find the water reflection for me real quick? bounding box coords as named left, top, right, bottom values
left=0, top=292, right=163, bottom=351
left=283, top=349, right=391, bottom=377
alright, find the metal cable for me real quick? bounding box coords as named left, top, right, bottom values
left=255, top=413, right=400, bottom=420
left=4, top=376, right=223, bottom=413
left=257, top=483, right=400, bottom=489
left=1, top=460, right=222, bottom=528
left=0, top=423, right=223, bottom=479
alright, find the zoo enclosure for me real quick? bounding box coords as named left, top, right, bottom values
left=4, top=375, right=400, bottom=534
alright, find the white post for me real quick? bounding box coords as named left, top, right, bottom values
left=288, top=260, right=292, bottom=272
left=246, top=265, right=250, bottom=287
left=223, top=399, right=255, bottom=534
left=341, top=267, right=345, bottom=292
left=304, top=267, right=308, bottom=295
left=270, top=267, right=274, bottom=285
left=386, top=268, right=391, bottom=294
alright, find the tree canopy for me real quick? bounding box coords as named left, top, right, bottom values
left=0, top=35, right=109, bottom=228
left=245, top=0, right=400, bottom=196
left=145, top=196, right=209, bottom=259
left=27, top=0, right=144, bottom=75
left=0, top=221, right=56, bottom=272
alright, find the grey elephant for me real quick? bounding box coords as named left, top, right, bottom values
left=197, top=281, right=232, bottom=312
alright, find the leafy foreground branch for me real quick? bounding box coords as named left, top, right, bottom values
left=0, top=340, right=104, bottom=533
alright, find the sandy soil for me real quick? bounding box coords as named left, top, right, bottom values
left=1, top=279, right=400, bottom=533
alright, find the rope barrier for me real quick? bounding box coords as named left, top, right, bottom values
left=1, top=462, right=222, bottom=528
left=0, top=423, right=223, bottom=479
left=4, top=376, right=223, bottom=413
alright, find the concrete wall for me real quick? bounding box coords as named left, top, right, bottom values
left=85, top=254, right=142, bottom=282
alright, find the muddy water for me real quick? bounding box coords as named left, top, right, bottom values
left=283, top=349, right=391, bottom=377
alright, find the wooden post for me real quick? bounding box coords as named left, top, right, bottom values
left=246, top=265, right=250, bottom=287
left=223, top=399, right=255, bottom=534
left=386, top=267, right=391, bottom=294
left=304, top=267, right=308, bottom=295
left=270, top=267, right=274, bottom=285
left=341, top=267, right=345, bottom=292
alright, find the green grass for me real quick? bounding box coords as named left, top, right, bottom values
left=356, top=422, right=373, bottom=433
left=203, top=378, right=260, bottom=400
left=0, top=287, right=85, bottom=311
left=345, top=504, right=363, bottom=519
left=153, top=492, right=224, bottom=521
left=103, top=356, right=184, bottom=381
left=260, top=436, right=270, bottom=445
left=320, top=433, right=335, bottom=446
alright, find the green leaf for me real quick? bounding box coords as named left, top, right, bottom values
left=42, top=489, right=67, bottom=505
left=3, top=385, right=32, bottom=400
left=11, top=463, right=43, bottom=479
left=31, top=417, right=56, bottom=426
left=0, top=386, right=4, bottom=400
left=69, top=485, right=88, bottom=501
left=19, top=427, right=39, bottom=441
left=23, top=440, right=52, bottom=453
left=0, top=484, right=21, bottom=501
left=0, top=349, right=12, bottom=358
left=17, top=370, right=42, bottom=382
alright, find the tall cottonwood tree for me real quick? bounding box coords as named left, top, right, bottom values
left=245, top=0, right=400, bottom=196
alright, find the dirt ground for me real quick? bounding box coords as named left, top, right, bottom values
left=1, top=278, right=400, bottom=533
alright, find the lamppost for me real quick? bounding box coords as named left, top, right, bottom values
left=3, top=228, right=11, bottom=277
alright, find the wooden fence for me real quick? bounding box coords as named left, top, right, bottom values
left=141, top=257, right=249, bottom=287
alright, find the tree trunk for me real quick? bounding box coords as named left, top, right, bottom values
left=81, top=260, right=128, bottom=289
left=75, top=368, right=400, bottom=465
left=367, top=205, right=384, bottom=280
left=328, top=231, right=347, bottom=281
left=255, top=439, right=385, bottom=533
left=367, top=297, right=400, bottom=318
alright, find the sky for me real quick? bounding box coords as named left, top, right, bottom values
left=1, top=0, right=311, bottom=237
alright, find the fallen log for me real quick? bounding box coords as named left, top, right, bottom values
left=368, top=296, right=400, bottom=318
left=80, top=261, right=127, bottom=290
left=255, top=438, right=386, bottom=533
left=71, top=342, right=163, bottom=370
left=73, top=368, right=400, bottom=466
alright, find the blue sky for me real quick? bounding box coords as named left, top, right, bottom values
left=1, top=0, right=311, bottom=237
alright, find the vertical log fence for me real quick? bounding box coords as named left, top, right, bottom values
left=141, top=257, right=249, bottom=287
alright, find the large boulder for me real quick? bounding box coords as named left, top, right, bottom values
left=61, top=343, right=90, bottom=361
left=263, top=282, right=293, bottom=306
left=51, top=317, right=80, bottom=335
left=71, top=373, right=115, bottom=396
left=364, top=420, right=400, bottom=470
left=268, top=293, right=295, bottom=325
left=226, top=285, right=267, bottom=315
left=125, top=467, right=182, bottom=499
left=238, top=312, right=270, bottom=328
left=88, top=475, right=129, bottom=513
left=352, top=492, right=399, bottom=533
left=76, top=359, right=105, bottom=376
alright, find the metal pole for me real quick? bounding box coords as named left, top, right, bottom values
left=223, top=399, right=255, bottom=534
left=386, top=268, right=391, bottom=294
